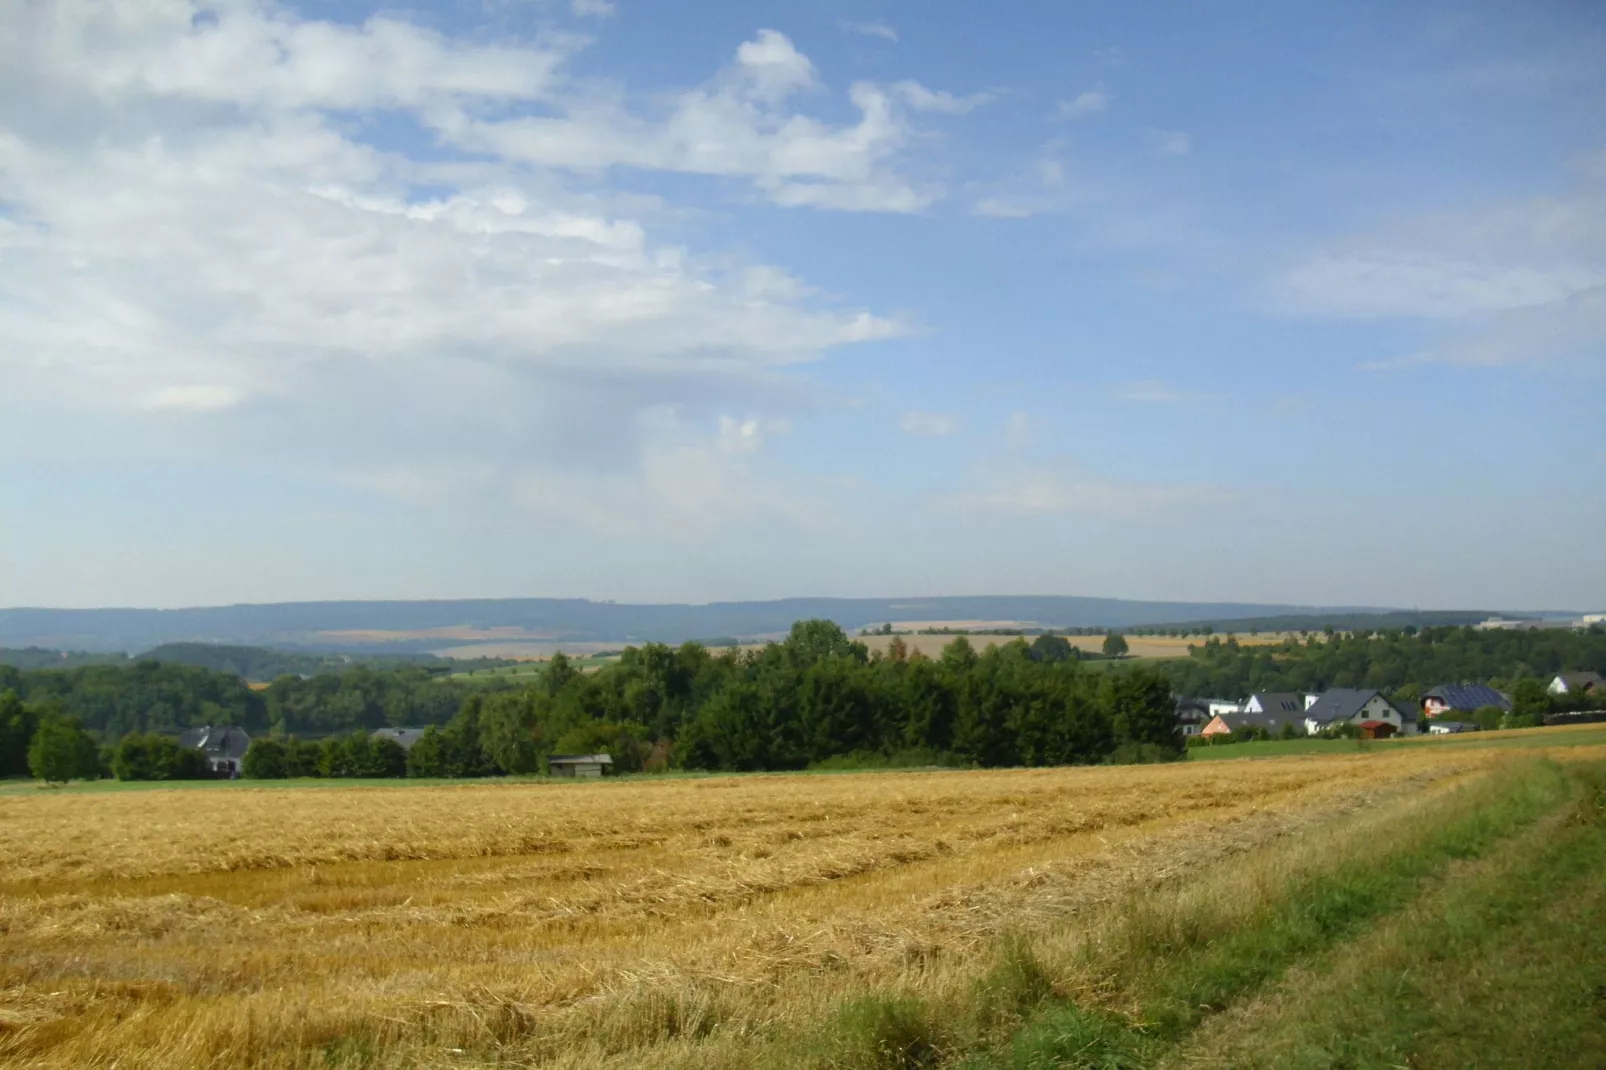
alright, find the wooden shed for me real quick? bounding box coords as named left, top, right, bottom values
left=1358, top=720, right=1397, bottom=740
left=547, top=753, right=614, bottom=778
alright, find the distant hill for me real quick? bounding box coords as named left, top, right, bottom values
left=0, top=647, right=130, bottom=670
left=0, top=595, right=1476, bottom=655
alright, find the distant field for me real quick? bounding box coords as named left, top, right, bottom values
left=852, top=631, right=1289, bottom=660
left=4, top=734, right=1603, bottom=1068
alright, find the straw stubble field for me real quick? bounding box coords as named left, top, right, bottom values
left=0, top=750, right=1559, bottom=1067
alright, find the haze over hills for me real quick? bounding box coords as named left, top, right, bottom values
left=0, top=597, right=1509, bottom=656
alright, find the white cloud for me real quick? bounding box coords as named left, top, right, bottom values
left=1056, top=89, right=1109, bottom=119
left=139, top=385, right=245, bottom=412
left=1113, top=379, right=1209, bottom=403
left=0, top=1, right=916, bottom=536
left=1152, top=130, right=1192, bottom=156
left=571, top=0, right=616, bottom=17
left=892, top=80, right=994, bottom=115
left=936, top=466, right=1231, bottom=520
left=899, top=411, right=960, bottom=437
left=435, top=32, right=951, bottom=213
left=841, top=20, right=898, bottom=43
left=1274, top=188, right=1606, bottom=367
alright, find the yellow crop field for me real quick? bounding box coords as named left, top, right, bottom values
left=0, top=749, right=1577, bottom=1068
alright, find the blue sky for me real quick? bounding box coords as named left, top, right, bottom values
left=1, top=0, right=1602, bottom=611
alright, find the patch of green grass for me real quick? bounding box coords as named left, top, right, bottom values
left=958, top=759, right=1584, bottom=1069
left=1173, top=764, right=1606, bottom=1069
left=818, top=995, right=946, bottom=1069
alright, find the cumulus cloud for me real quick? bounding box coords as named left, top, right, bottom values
left=899, top=411, right=960, bottom=437
left=1056, top=89, right=1110, bottom=119
left=434, top=30, right=956, bottom=213
left=571, top=0, right=616, bottom=17
left=0, top=1, right=921, bottom=535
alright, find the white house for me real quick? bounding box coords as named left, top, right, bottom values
left=1243, top=692, right=1316, bottom=717
left=1302, top=689, right=1417, bottom=737
left=1548, top=671, right=1604, bottom=696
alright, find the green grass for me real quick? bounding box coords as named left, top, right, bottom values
left=1170, top=762, right=1606, bottom=1068
left=441, top=654, right=619, bottom=685
left=834, top=756, right=1605, bottom=1070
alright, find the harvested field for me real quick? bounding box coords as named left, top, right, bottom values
left=0, top=747, right=1590, bottom=1068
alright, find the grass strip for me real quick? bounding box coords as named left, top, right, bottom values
left=950, top=758, right=1576, bottom=1069
left=1168, top=761, right=1606, bottom=1069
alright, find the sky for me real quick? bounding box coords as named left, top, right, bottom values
left=1, top=0, right=1604, bottom=612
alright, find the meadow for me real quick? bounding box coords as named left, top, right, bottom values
left=2, top=733, right=1604, bottom=1068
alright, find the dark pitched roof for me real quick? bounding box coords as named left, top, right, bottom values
left=177, top=725, right=252, bottom=760
left=1211, top=711, right=1301, bottom=733
left=1553, top=671, right=1605, bottom=691
left=1423, top=683, right=1509, bottom=712
left=1303, top=689, right=1402, bottom=726
left=1247, top=692, right=1307, bottom=714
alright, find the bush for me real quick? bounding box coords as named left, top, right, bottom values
left=113, top=732, right=205, bottom=781
left=243, top=737, right=289, bottom=779
left=29, top=712, right=101, bottom=784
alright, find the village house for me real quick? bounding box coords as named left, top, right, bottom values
left=1421, top=683, right=1509, bottom=719
left=178, top=725, right=252, bottom=777
left=547, top=753, right=613, bottom=778
left=1548, top=671, right=1605, bottom=696
left=1242, top=692, right=1317, bottom=716
left=1302, top=689, right=1417, bottom=737
left=1199, top=710, right=1303, bottom=738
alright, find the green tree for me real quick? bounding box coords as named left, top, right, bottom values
left=1509, top=678, right=1550, bottom=726
left=243, top=737, right=289, bottom=778
left=480, top=690, right=544, bottom=774
left=28, top=712, right=100, bottom=784
left=1102, top=633, right=1130, bottom=658
left=114, top=733, right=205, bottom=780
left=1103, top=668, right=1182, bottom=755
left=1029, top=634, right=1075, bottom=664
left=0, top=689, right=40, bottom=777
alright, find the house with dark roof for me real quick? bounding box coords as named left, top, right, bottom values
left=1199, top=710, right=1305, bottom=738
left=178, top=725, right=252, bottom=776
left=1242, top=692, right=1316, bottom=717
left=1175, top=697, right=1236, bottom=737
left=1422, top=684, right=1509, bottom=719
left=1302, top=689, right=1416, bottom=737
left=1548, top=671, right=1605, bottom=696
left=1428, top=720, right=1479, bottom=735
left=372, top=727, right=430, bottom=751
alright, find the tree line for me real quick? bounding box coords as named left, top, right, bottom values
left=1156, top=626, right=1606, bottom=705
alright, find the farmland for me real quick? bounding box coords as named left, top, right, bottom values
left=4, top=736, right=1605, bottom=1068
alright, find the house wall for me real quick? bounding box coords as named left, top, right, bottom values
left=1200, top=715, right=1232, bottom=737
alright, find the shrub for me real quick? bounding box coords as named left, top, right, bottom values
left=113, top=732, right=205, bottom=781
left=29, top=713, right=101, bottom=784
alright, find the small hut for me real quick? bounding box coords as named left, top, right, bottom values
left=547, top=753, right=614, bottom=778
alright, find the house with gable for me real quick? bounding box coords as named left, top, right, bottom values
left=178, top=725, right=252, bottom=777
left=1548, top=671, right=1605, bottom=697
left=1302, top=689, right=1417, bottom=737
